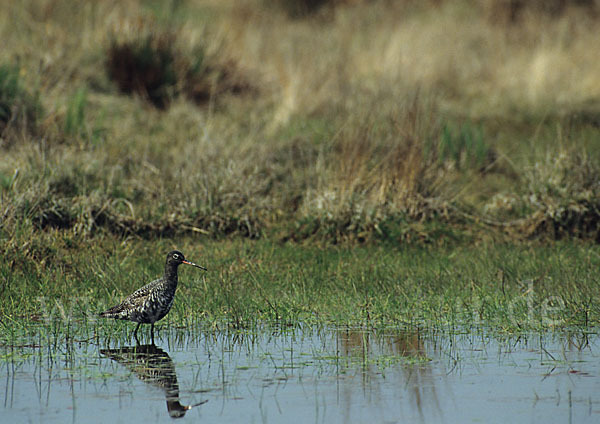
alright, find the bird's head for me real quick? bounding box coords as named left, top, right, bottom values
left=166, top=250, right=207, bottom=270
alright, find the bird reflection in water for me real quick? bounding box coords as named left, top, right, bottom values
left=100, top=344, right=207, bottom=418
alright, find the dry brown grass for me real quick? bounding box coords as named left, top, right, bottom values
left=302, top=95, right=448, bottom=222
left=1, top=0, right=599, bottom=244
left=3, top=0, right=599, bottom=124
left=222, top=0, right=600, bottom=122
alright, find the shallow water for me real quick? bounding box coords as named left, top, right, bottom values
left=2, top=327, right=599, bottom=423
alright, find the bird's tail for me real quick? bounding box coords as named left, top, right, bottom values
left=99, top=304, right=127, bottom=319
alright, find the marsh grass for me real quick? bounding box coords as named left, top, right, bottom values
left=1, top=0, right=600, bottom=344
left=1, top=237, right=599, bottom=346
left=1, top=0, right=599, bottom=242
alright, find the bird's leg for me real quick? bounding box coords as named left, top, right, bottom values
left=133, top=323, right=141, bottom=342
left=151, top=323, right=155, bottom=345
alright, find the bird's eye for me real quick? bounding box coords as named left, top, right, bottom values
left=173, top=253, right=179, bottom=259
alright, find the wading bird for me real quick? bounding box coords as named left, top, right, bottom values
left=100, top=250, right=206, bottom=341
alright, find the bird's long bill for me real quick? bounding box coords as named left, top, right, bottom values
left=182, top=259, right=207, bottom=270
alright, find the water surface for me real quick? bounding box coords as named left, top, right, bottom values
left=2, top=327, right=599, bottom=423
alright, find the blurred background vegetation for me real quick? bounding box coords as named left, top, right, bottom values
left=0, top=0, right=599, bottom=253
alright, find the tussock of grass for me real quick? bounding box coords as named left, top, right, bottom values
left=293, top=96, right=452, bottom=242
left=518, top=146, right=600, bottom=240
left=106, top=29, right=179, bottom=109
left=266, top=0, right=335, bottom=18
left=106, top=17, right=252, bottom=109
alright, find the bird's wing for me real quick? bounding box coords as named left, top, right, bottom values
left=100, top=277, right=162, bottom=317
left=121, top=277, right=162, bottom=305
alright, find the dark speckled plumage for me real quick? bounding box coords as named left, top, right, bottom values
left=100, top=250, right=206, bottom=339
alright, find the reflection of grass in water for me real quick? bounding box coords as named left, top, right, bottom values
left=0, top=350, right=35, bottom=364
left=1, top=324, right=595, bottom=391
left=311, top=353, right=431, bottom=369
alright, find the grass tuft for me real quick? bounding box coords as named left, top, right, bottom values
left=519, top=146, right=600, bottom=240
left=106, top=20, right=252, bottom=109
left=439, top=122, right=493, bottom=171
left=106, top=29, right=179, bottom=109
left=265, top=0, right=336, bottom=18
